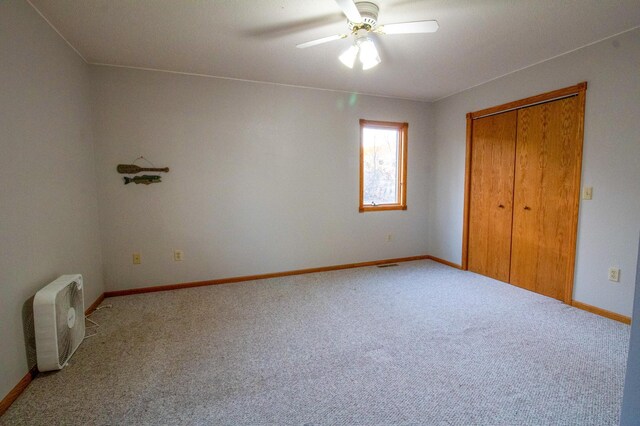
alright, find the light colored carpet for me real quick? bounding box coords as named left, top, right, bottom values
left=1, top=260, right=630, bottom=425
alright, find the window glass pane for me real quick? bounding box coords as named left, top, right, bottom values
left=362, top=127, right=399, bottom=205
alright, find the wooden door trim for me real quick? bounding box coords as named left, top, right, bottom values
left=461, top=113, right=473, bottom=270
left=462, top=82, right=587, bottom=304
left=563, top=88, right=587, bottom=304
left=468, top=82, right=587, bottom=119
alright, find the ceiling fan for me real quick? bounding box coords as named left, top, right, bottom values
left=296, top=0, right=439, bottom=70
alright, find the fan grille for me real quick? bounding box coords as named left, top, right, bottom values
left=54, top=281, right=83, bottom=366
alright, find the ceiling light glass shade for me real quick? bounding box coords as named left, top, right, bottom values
left=339, top=44, right=359, bottom=69
left=359, top=37, right=381, bottom=70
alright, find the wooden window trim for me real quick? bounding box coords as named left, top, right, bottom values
left=359, top=119, right=408, bottom=213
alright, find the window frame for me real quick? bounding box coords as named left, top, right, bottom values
left=359, top=119, right=408, bottom=213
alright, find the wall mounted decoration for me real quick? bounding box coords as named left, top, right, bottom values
left=118, top=156, right=169, bottom=186
left=123, top=175, right=162, bottom=185
left=117, top=164, right=169, bottom=174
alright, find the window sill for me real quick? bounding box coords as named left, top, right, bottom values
left=359, top=205, right=407, bottom=213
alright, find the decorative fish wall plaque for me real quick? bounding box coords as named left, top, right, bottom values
left=124, top=175, right=162, bottom=185
left=117, top=164, right=169, bottom=174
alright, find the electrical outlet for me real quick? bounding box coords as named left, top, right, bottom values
left=174, top=250, right=184, bottom=261
left=608, top=267, right=620, bottom=282
left=582, top=186, right=593, bottom=200
left=132, top=253, right=141, bottom=265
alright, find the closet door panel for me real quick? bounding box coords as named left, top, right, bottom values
left=467, top=111, right=517, bottom=282
left=510, top=97, right=581, bottom=300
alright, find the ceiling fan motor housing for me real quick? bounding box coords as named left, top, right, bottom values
left=349, top=2, right=379, bottom=31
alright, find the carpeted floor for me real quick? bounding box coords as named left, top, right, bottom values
left=1, top=260, right=630, bottom=425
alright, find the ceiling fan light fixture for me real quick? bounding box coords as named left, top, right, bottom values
left=358, top=37, right=381, bottom=70
left=339, top=44, right=359, bottom=68
left=298, top=1, right=437, bottom=70
left=361, top=58, right=380, bottom=70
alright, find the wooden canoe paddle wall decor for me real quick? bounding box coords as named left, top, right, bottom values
left=118, top=156, right=169, bottom=185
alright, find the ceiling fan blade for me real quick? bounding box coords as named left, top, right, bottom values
left=296, top=34, right=348, bottom=49
left=335, top=0, right=362, bottom=23
left=376, top=20, right=439, bottom=35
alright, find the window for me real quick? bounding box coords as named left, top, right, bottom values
left=359, top=119, right=408, bottom=212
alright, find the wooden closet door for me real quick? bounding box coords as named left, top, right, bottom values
left=510, top=96, right=581, bottom=300
left=467, top=111, right=517, bottom=282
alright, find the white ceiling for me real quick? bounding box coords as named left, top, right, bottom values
left=28, top=0, right=640, bottom=102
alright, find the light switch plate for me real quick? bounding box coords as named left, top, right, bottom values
left=582, top=186, right=593, bottom=200
left=174, top=250, right=184, bottom=261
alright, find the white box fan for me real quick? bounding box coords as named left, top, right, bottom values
left=34, top=274, right=85, bottom=371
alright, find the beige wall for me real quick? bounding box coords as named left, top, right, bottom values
left=0, top=0, right=104, bottom=398
left=430, top=28, right=640, bottom=316
left=90, top=66, right=433, bottom=291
